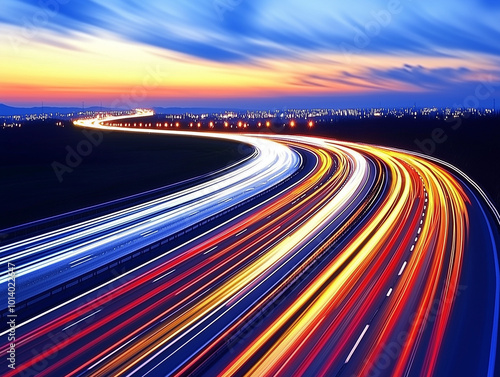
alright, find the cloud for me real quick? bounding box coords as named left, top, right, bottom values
left=369, top=65, right=473, bottom=90
left=1, top=0, right=499, bottom=64
left=291, top=64, right=500, bottom=96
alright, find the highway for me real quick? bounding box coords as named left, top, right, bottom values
left=0, top=111, right=300, bottom=302
left=0, top=112, right=498, bottom=377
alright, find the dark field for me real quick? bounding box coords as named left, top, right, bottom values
left=1, top=114, right=498, bottom=230
left=0, top=121, right=251, bottom=229
left=307, top=116, right=500, bottom=209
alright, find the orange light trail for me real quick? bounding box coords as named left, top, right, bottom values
left=0, top=112, right=497, bottom=377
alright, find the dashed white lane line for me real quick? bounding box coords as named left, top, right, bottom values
left=62, top=309, right=102, bottom=331
left=398, top=261, right=408, bottom=276
left=153, top=269, right=175, bottom=283
left=235, top=229, right=248, bottom=237
left=345, top=325, right=370, bottom=363
left=70, top=255, right=92, bottom=264
left=88, top=332, right=142, bottom=370
left=204, top=246, right=218, bottom=255
left=347, top=180, right=426, bottom=366
left=141, top=229, right=158, bottom=237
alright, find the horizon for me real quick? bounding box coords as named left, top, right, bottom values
left=0, top=101, right=498, bottom=113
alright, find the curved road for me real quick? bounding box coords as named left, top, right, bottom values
left=0, top=112, right=498, bottom=377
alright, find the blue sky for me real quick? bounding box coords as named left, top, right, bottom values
left=1, top=0, right=499, bottom=108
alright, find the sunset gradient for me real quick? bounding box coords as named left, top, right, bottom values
left=1, top=0, right=500, bottom=108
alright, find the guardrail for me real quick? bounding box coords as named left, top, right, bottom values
left=182, top=162, right=384, bottom=375
left=0, top=151, right=255, bottom=244
left=0, top=163, right=303, bottom=323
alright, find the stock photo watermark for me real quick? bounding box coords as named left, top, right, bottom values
left=51, top=129, right=104, bottom=183
left=339, top=0, right=412, bottom=63
left=16, top=266, right=133, bottom=376
left=414, top=77, right=498, bottom=155
left=356, top=284, right=468, bottom=377
left=227, top=298, right=281, bottom=354
left=110, top=65, right=167, bottom=110
left=6, top=263, right=17, bottom=370
left=51, top=64, right=166, bottom=182
left=9, top=0, right=71, bottom=52
left=213, top=0, right=244, bottom=21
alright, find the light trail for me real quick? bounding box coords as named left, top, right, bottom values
left=0, top=112, right=300, bottom=302
left=0, top=111, right=498, bottom=377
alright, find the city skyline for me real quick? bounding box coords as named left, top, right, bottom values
left=1, top=0, right=500, bottom=108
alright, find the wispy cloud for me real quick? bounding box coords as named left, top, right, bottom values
left=2, top=0, right=500, bottom=62
left=1, top=0, right=500, bottom=107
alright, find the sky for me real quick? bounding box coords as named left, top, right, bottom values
left=1, top=0, right=500, bottom=109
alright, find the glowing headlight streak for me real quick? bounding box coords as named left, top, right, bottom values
left=0, top=112, right=301, bottom=302
left=219, top=139, right=473, bottom=377
left=80, top=140, right=371, bottom=377
left=1, top=125, right=347, bottom=377
left=219, top=143, right=412, bottom=377
left=1, top=113, right=497, bottom=377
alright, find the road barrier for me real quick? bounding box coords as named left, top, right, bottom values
left=0, top=163, right=304, bottom=323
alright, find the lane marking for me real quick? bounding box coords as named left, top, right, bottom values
left=88, top=332, right=142, bottom=370
left=70, top=255, right=92, bottom=264
left=235, top=229, right=248, bottom=237
left=345, top=325, right=370, bottom=363
left=203, top=246, right=218, bottom=255
left=70, top=255, right=93, bottom=268
left=398, top=261, right=407, bottom=276
left=153, top=269, right=175, bottom=283
left=386, top=288, right=393, bottom=297
left=62, top=309, right=102, bottom=331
